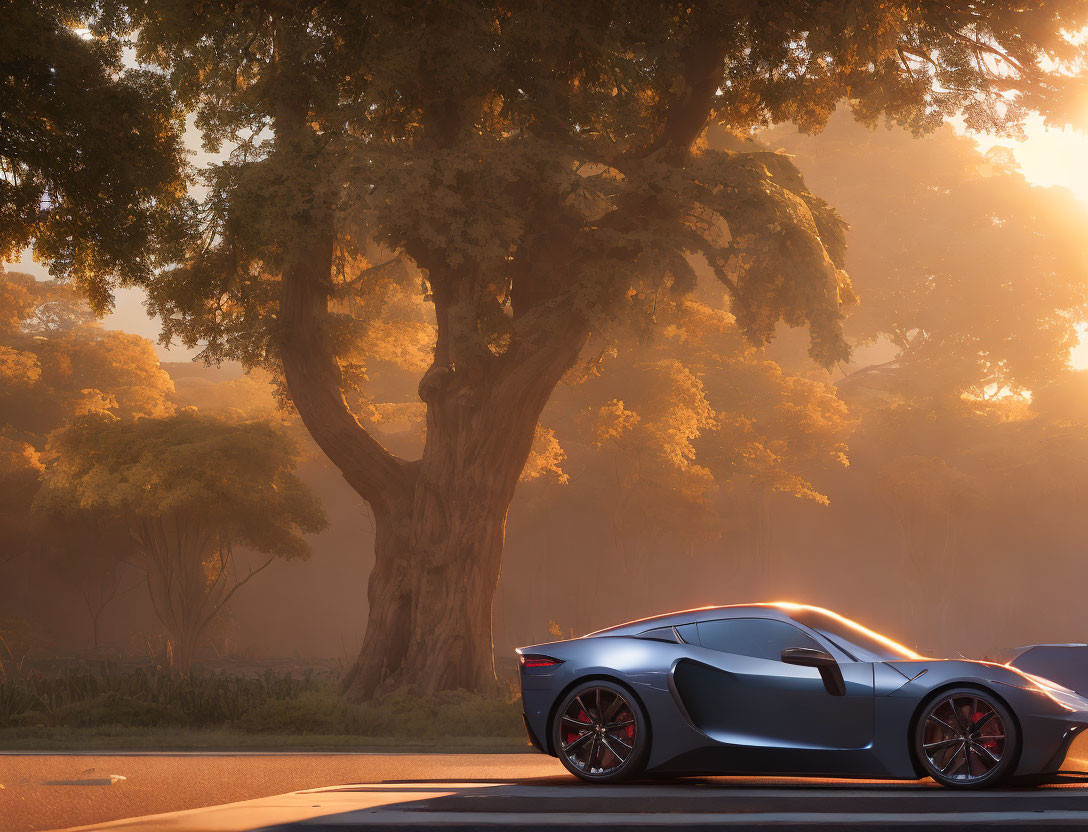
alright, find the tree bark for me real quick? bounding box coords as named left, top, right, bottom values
left=342, top=316, right=589, bottom=700
left=278, top=225, right=590, bottom=697
left=344, top=453, right=513, bottom=699
left=269, top=157, right=588, bottom=695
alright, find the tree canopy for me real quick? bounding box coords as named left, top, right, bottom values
left=20, top=0, right=1088, bottom=695
left=0, top=271, right=174, bottom=445
left=1, top=2, right=189, bottom=309
left=0, top=269, right=177, bottom=571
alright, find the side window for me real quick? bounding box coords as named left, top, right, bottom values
left=676, top=623, right=699, bottom=645
left=696, top=618, right=821, bottom=661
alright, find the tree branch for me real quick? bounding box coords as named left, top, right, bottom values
left=943, top=27, right=1031, bottom=77
left=272, top=89, right=415, bottom=511
left=214, top=553, right=277, bottom=615
left=630, top=13, right=728, bottom=163
left=278, top=220, right=415, bottom=510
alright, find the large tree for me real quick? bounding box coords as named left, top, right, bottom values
left=62, top=0, right=1088, bottom=697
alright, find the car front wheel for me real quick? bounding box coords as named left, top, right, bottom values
left=552, top=680, right=649, bottom=783
left=914, top=687, right=1019, bottom=788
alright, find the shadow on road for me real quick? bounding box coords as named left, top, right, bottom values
left=245, top=776, right=1088, bottom=832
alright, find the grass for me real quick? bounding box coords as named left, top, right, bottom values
left=0, top=667, right=529, bottom=751
left=0, top=726, right=529, bottom=752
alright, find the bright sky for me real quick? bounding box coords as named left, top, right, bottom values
left=962, top=116, right=1088, bottom=370
left=6, top=116, right=1088, bottom=367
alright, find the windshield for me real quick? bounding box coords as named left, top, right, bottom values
left=783, top=605, right=921, bottom=662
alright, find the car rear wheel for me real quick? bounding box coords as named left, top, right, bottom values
left=914, top=687, right=1019, bottom=788
left=552, top=680, right=649, bottom=783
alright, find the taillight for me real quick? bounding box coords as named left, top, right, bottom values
left=520, top=654, right=563, bottom=669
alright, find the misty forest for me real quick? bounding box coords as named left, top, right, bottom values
left=5, top=0, right=1088, bottom=741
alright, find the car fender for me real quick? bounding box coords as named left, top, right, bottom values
left=886, top=659, right=1087, bottom=777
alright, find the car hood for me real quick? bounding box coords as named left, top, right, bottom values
left=887, top=657, right=1088, bottom=712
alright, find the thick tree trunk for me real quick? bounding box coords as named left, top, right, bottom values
left=343, top=327, right=586, bottom=700
left=343, top=428, right=523, bottom=699
left=344, top=464, right=511, bottom=699
left=275, top=204, right=586, bottom=697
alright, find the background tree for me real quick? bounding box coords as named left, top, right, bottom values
left=0, top=269, right=176, bottom=619
left=85, top=0, right=1088, bottom=698
left=762, top=111, right=1088, bottom=398
left=521, top=283, right=852, bottom=611
left=0, top=271, right=175, bottom=444
left=731, top=112, right=1088, bottom=651
left=37, top=413, right=328, bottom=671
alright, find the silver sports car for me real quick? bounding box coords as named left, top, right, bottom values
left=516, top=603, right=1088, bottom=787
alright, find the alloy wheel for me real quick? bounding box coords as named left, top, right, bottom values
left=920, top=693, right=1009, bottom=784
left=558, top=686, right=638, bottom=776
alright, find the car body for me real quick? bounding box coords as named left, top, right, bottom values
left=516, top=603, right=1088, bottom=786
left=1009, top=644, right=1088, bottom=698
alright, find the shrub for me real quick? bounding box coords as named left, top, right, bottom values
left=234, top=690, right=346, bottom=734
left=0, top=668, right=525, bottom=738
left=236, top=689, right=523, bottom=737
left=0, top=668, right=322, bottom=728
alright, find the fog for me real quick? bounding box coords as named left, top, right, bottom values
left=5, top=110, right=1088, bottom=677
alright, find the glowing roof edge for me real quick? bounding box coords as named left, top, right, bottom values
left=585, top=601, right=922, bottom=660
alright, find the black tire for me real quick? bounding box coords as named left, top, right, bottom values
left=914, top=686, right=1020, bottom=788
left=551, top=680, right=650, bottom=783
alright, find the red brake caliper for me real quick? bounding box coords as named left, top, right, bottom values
left=566, top=709, right=590, bottom=745
left=973, top=711, right=997, bottom=750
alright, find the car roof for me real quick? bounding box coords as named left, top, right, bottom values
left=586, top=603, right=795, bottom=637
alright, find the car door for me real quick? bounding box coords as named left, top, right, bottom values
left=675, top=617, right=874, bottom=751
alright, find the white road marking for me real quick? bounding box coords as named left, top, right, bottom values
left=49, top=780, right=1088, bottom=831
left=321, top=810, right=1088, bottom=825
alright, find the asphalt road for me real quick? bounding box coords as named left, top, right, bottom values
left=0, top=752, right=561, bottom=832
left=6, top=753, right=1088, bottom=832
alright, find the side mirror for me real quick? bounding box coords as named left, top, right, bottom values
left=781, top=646, right=846, bottom=696
left=781, top=646, right=836, bottom=668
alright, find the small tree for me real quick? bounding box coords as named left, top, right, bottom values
left=0, top=271, right=178, bottom=643
left=39, top=413, right=328, bottom=671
